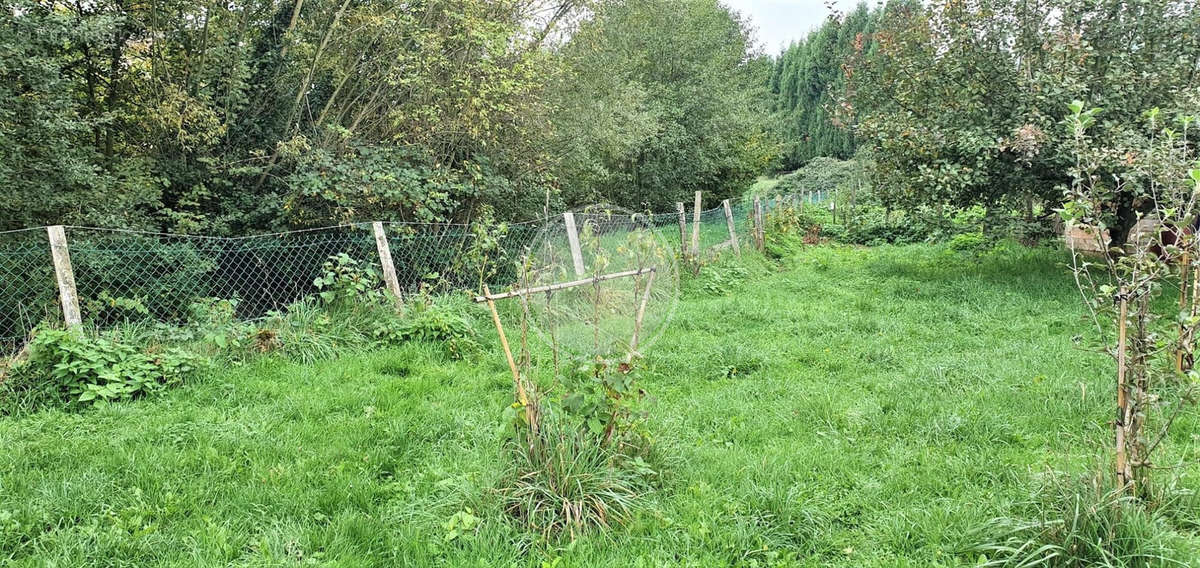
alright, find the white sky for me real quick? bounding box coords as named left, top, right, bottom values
left=721, top=0, right=869, bottom=54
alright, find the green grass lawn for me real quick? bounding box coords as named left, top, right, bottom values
left=4, top=244, right=1200, bottom=566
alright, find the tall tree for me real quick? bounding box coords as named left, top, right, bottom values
left=550, top=0, right=775, bottom=211
left=768, top=2, right=876, bottom=170
left=842, top=0, right=1200, bottom=241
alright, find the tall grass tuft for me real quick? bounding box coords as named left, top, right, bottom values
left=498, top=410, right=655, bottom=539
left=969, top=472, right=1198, bottom=567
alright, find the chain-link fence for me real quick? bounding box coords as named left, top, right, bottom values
left=1, top=195, right=797, bottom=354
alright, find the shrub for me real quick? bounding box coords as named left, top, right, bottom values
left=764, top=204, right=817, bottom=258
left=2, top=328, right=204, bottom=412
left=313, top=253, right=384, bottom=306
left=948, top=232, right=990, bottom=256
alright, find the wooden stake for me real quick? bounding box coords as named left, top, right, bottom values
left=1188, top=263, right=1200, bottom=372
left=691, top=191, right=702, bottom=257
left=1178, top=253, right=1189, bottom=372
left=47, top=225, right=81, bottom=327
left=483, top=284, right=531, bottom=414
left=722, top=199, right=740, bottom=256
left=629, top=269, right=657, bottom=353
left=563, top=212, right=585, bottom=276
left=753, top=196, right=764, bottom=250
left=1116, top=291, right=1131, bottom=490
left=676, top=202, right=687, bottom=258
left=372, top=222, right=403, bottom=305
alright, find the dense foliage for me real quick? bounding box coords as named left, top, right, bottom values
left=839, top=0, right=1200, bottom=244
left=0, top=0, right=773, bottom=233
left=766, top=3, right=891, bottom=169
left=552, top=0, right=774, bottom=210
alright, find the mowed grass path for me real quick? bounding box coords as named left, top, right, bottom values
left=3, top=244, right=1198, bottom=566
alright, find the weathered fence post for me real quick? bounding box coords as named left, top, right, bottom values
left=372, top=222, right=404, bottom=304
left=722, top=199, right=740, bottom=256
left=47, top=225, right=82, bottom=327
left=691, top=191, right=702, bottom=257
left=676, top=202, right=687, bottom=258
left=563, top=211, right=586, bottom=275
left=753, top=196, right=764, bottom=250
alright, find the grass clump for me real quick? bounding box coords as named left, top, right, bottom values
left=497, top=353, right=661, bottom=539
left=969, top=472, right=1200, bottom=567
left=500, top=410, right=654, bottom=539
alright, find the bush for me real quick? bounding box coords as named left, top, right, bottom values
left=2, top=328, right=204, bottom=413
left=948, top=232, right=990, bottom=256
left=764, top=204, right=818, bottom=258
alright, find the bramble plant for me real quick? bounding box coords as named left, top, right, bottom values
left=3, top=328, right=203, bottom=410
left=313, top=253, right=383, bottom=305
left=1062, top=99, right=1200, bottom=500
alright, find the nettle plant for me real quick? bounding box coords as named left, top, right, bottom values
left=6, top=328, right=203, bottom=409
left=1062, top=100, right=1200, bottom=500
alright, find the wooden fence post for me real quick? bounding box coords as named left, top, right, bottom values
left=563, top=212, right=585, bottom=275
left=47, top=225, right=82, bottom=327
left=691, top=191, right=702, bottom=257
left=372, top=222, right=403, bottom=304
left=753, top=196, right=764, bottom=250
left=676, top=202, right=687, bottom=258
left=722, top=199, right=740, bottom=256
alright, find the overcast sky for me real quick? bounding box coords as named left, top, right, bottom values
left=721, top=0, right=869, bottom=54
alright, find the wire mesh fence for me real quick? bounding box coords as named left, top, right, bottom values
left=1, top=194, right=798, bottom=354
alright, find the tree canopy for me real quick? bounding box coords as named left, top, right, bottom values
left=0, top=0, right=774, bottom=232
left=839, top=0, right=1200, bottom=239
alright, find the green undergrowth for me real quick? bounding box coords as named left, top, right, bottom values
left=3, top=243, right=1200, bottom=565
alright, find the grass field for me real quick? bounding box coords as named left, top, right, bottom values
left=4, top=243, right=1200, bottom=566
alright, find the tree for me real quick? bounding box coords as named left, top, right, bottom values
left=768, top=3, right=875, bottom=170
left=550, top=0, right=775, bottom=211
left=0, top=1, right=154, bottom=230
left=842, top=0, right=1200, bottom=242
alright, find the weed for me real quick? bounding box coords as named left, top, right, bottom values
left=1, top=327, right=203, bottom=412
left=499, top=409, right=654, bottom=539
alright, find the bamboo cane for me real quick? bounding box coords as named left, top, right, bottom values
left=628, top=270, right=657, bottom=354
left=483, top=284, right=533, bottom=427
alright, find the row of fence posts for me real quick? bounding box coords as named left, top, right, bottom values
left=38, top=195, right=790, bottom=330
left=672, top=191, right=787, bottom=263
left=40, top=222, right=411, bottom=329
